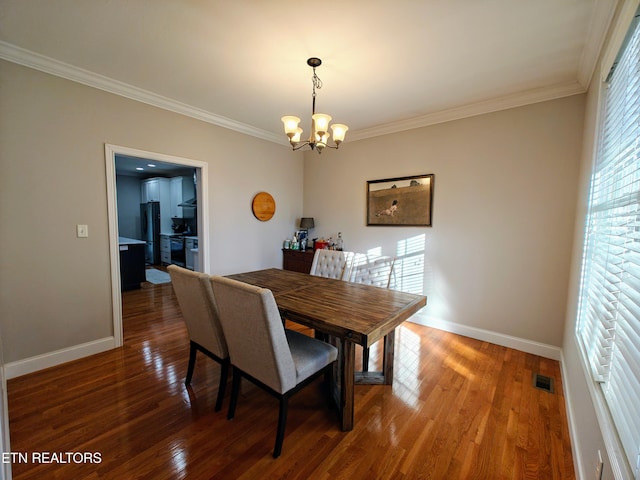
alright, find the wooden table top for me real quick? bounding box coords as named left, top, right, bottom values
left=226, top=268, right=427, bottom=348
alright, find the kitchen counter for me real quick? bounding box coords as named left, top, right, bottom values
left=119, top=236, right=146, bottom=245
left=119, top=237, right=146, bottom=290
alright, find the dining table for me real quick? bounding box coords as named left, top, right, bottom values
left=226, top=268, right=427, bottom=431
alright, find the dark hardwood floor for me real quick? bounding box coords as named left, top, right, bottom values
left=7, top=280, right=575, bottom=479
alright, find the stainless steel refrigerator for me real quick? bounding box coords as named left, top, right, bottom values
left=141, top=202, right=161, bottom=265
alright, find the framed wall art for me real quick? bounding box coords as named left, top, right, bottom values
left=367, top=174, right=434, bottom=226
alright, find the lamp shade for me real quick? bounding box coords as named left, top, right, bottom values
left=281, top=116, right=301, bottom=136
left=299, top=217, right=315, bottom=229
left=291, top=127, right=303, bottom=143
left=315, top=132, right=329, bottom=145
left=331, top=124, right=349, bottom=144
left=311, top=113, right=332, bottom=135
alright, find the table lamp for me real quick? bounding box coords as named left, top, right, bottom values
left=299, top=217, right=315, bottom=251
left=299, top=217, right=315, bottom=232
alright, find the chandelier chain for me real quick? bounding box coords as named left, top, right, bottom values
left=311, top=68, right=322, bottom=115
left=312, top=69, right=323, bottom=91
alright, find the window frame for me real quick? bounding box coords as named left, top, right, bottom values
left=575, top=4, right=640, bottom=479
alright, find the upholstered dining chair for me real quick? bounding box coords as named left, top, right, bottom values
left=167, top=265, right=230, bottom=412
left=209, top=275, right=338, bottom=459
left=350, top=255, right=395, bottom=371
left=309, top=249, right=354, bottom=281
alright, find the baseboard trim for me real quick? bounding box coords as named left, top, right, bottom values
left=4, top=337, right=116, bottom=380
left=408, top=312, right=562, bottom=361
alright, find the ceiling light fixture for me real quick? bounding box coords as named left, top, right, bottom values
left=281, top=57, right=348, bottom=154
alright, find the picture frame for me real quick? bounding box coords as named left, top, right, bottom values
left=367, top=174, right=434, bottom=226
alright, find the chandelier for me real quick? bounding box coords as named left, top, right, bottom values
left=281, top=58, right=348, bottom=154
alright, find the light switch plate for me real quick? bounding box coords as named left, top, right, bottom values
left=77, top=224, right=89, bottom=238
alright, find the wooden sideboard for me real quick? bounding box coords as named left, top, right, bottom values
left=282, top=249, right=315, bottom=274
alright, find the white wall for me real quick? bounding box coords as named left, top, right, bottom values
left=304, top=95, right=585, bottom=353
left=0, top=60, right=302, bottom=366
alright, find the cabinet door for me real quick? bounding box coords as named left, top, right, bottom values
left=160, top=236, right=171, bottom=264
left=120, top=244, right=146, bottom=290
left=147, top=180, right=160, bottom=202
left=282, top=250, right=314, bottom=273
left=170, top=177, right=183, bottom=218
left=140, top=182, right=148, bottom=203
left=141, top=179, right=161, bottom=202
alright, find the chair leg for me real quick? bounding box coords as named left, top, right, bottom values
left=314, top=330, right=328, bottom=342
left=227, top=367, right=242, bottom=420
left=273, top=396, right=289, bottom=458
left=324, top=365, right=335, bottom=409
left=215, top=358, right=230, bottom=412
left=363, top=347, right=370, bottom=372
left=185, top=341, right=198, bottom=385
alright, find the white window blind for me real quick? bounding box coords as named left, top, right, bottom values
left=577, top=13, right=640, bottom=477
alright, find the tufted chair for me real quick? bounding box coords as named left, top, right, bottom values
left=309, top=249, right=354, bottom=281
left=167, top=265, right=230, bottom=411
left=350, top=255, right=395, bottom=371
left=350, top=254, right=395, bottom=288
left=210, top=275, right=338, bottom=458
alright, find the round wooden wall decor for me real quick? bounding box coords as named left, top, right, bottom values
left=252, top=192, right=276, bottom=221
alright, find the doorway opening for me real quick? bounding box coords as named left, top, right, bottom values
left=105, top=144, right=209, bottom=348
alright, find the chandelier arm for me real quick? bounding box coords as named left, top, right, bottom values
left=289, top=142, right=340, bottom=153
left=292, top=141, right=311, bottom=151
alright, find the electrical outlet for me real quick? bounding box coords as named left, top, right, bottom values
left=76, top=224, right=89, bottom=238
left=596, top=450, right=603, bottom=480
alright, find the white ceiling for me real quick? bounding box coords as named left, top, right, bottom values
left=0, top=0, right=617, bottom=145
left=114, top=155, right=196, bottom=177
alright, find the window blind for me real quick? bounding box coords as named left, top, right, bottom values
left=577, top=13, right=640, bottom=477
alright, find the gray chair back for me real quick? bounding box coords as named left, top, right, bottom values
left=167, top=265, right=228, bottom=359
left=209, top=276, right=297, bottom=394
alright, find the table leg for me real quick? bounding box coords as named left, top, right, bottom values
left=355, top=328, right=396, bottom=385
left=340, top=339, right=355, bottom=431
left=382, top=330, right=395, bottom=386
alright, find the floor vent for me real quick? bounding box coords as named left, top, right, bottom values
left=533, top=373, right=555, bottom=393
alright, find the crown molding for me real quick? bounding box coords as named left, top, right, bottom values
left=348, top=80, right=587, bottom=142
left=0, top=41, right=285, bottom=145
left=577, top=0, right=619, bottom=88
left=0, top=40, right=588, bottom=146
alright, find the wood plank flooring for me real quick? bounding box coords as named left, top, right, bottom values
left=7, top=281, right=575, bottom=479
